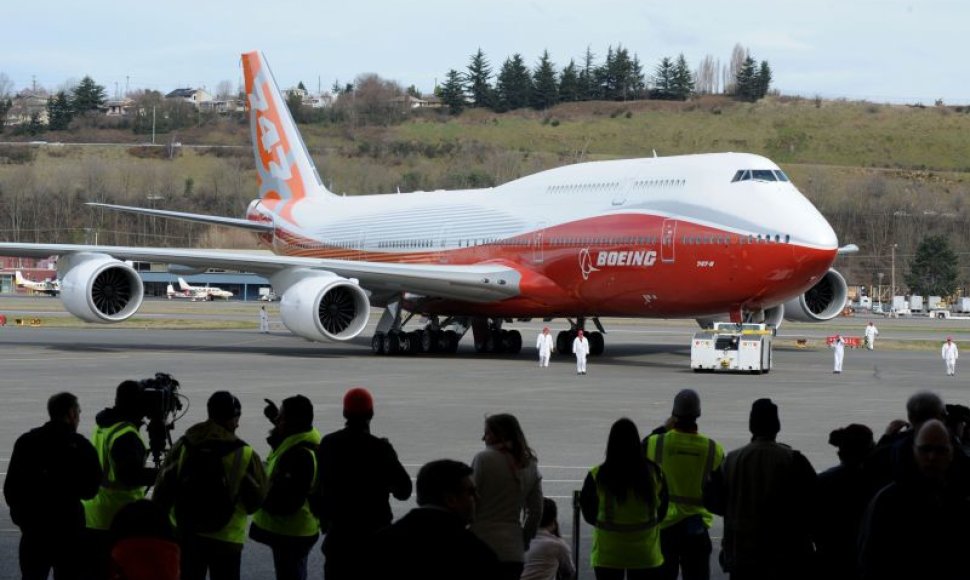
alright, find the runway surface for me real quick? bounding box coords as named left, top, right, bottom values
left=1, top=314, right=968, bottom=578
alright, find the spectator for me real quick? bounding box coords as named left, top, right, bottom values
left=859, top=420, right=970, bottom=579
left=644, top=389, right=725, bottom=580
left=813, top=424, right=873, bottom=580
left=370, top=459, right=501, bottom=580
left=581, top=418, right=668, bottom=580
left=521, top=497, right=576, bottom=580
left=862, top=391, right=950, bottom=495
left=250, top=395, right=322, bottom=580
left=110, top=499, right=180, bottom=580
left=703, top=398, right=816, bottom=580
left=84, top=380, right=158, bottom=579
left=313, top=387, right=412, bottom=580
left=153, top=391, right=268, bottom=580
left=4, top=392, right=101, bottom=580
left=471, top=413, right=544, bottom=580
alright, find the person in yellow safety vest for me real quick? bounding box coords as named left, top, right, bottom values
left=153, top=391, right=268, bottom=580
left=83, top=380, right=158, bottom=580
left=250, top=395, right=322, bottom=580
left=581, top=417, right=669, bottom=580
left=644, top=389, right=725, bottom=580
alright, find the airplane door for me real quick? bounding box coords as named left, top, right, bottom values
left=661, top=219, right=677, bottom=263
left=533, top=222, right=546, bottom=265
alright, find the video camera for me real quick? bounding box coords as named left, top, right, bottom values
left=139, top=372, right=187, bottom=466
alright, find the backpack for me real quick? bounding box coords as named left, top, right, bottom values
left=174, top=438, right=246, bottom=533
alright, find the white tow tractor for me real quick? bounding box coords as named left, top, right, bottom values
left=691, top=322, right=773, bottom=374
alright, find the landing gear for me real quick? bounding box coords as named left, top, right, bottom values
left=371, top=305, right=468, bottom=356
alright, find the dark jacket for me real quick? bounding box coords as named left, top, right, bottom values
left=153, top=420, right=268, bottom=526
left=814, top=461, right=870, bottom=580
left=704, top=437, right=817, bottom=578
left=4, top=421, right=101, bottom=535
left=859, top=475, right=970, bottom=580
left=313, top=421, right=412, bottom=542
left=370, top=507, right=501, bottom=580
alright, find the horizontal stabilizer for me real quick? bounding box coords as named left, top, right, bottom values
left=86, top=203, right=274, bottom=232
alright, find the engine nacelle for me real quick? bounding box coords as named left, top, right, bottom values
left=278, top=274, right=370, bottom=342
left=783, top=268, right=849, bottom=322
left=59, top=253, right=144, bottom=323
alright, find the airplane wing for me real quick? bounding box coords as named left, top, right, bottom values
left=0, top=243, right=523, bottom=303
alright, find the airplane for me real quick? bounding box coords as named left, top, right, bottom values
left=14, top=271, right=61, bottom=296
left=0, top=51, right=853, bottom=358
left=175, top=277, right=234, bottom=301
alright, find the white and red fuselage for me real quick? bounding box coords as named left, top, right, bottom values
left=247, top=152, right=838, bottom=320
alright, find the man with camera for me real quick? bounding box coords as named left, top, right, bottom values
left=154, top=391, right=268, bottom=580
left=83, top=380, right=159, bottom=578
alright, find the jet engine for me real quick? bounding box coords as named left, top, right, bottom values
left=278, top=274, right=371, bottom=342
left=783, top=268, right=849, bottom=322
left=59, top=253, right=144, bottom=323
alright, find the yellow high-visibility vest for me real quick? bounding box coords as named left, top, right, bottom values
left=83, top=422, right=146, bottom=530
left=646, top=429, right=724, bottom=528
left=588, top=464, right=664, bottom=569
left=252, top=429, right=321, bottom=537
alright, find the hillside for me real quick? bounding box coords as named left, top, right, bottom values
left=1, top=95, right=969, bottom=291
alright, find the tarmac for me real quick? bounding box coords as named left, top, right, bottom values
left=1, top=310, right=968, bottom=579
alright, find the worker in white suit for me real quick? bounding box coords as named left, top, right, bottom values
left=831, top=334, right=845, bottom=373
left=259, top=305, right=270, bottom=333
left=572, top=330, right=590, bottom=375
left=536, top=327, right=554, bottom=367
left=942, top=336, right=959, bottom=376
left=864, top=321, right=879, bottom=350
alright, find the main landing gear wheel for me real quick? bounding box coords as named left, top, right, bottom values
left=371, top=332, right=386, bottom=355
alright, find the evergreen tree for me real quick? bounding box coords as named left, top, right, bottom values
left=72, top=76, right=106, bottom=113
left=612, top=47, right=634, bottom=101
left=629, top=55, right=646, bottom=100
left=532, top=50, right=559, bottom=110
left=578, top=46, right=598, bottom=100
left=46, top=91, right=74, bottom=130
left=652, top=57, right=676, bottom=100
left=559, top=59, right=581, bottom=102
left=495, top=54, right=532, bottom=111
left=331, top=80, right=343, bottom=95
left=757, top=60, right=773, bottom=98
left=466, top=49, right=494, bottom=108
left=596, top=46, right=616, bottom=100
left=439, top=69, right=466, bottom=115
left=297, top=81, right=307, bottom=92
left=671, top=54, right=695, bottom=101
left=906, top=235, right=959, bottom=297
left=734, top=56, right=759, bottom=101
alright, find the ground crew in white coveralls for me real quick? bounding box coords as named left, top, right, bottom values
left=260, top=305, right=270, bottom=334
left=536, top=327, right=554, bottom=368
left=942, top=337, right=959, bottom=376
left=832, top=334, right=845, bottom=373
left=864, top=322, right=879, bottom=350
left=572, top=330, right=590, bottom=375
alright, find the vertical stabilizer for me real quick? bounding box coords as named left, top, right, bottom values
left=241, top=51, right=331, bottom=223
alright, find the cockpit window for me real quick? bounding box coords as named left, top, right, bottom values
left=733, top=169, right=790, bottom=183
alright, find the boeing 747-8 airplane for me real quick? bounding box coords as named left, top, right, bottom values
left=0, top=51, right=850, bottom=357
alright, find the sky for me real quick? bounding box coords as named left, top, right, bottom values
left=2, top=0, right=967, bottom=104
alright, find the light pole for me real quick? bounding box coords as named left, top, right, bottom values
left=891, top=243, right=897, bottom=315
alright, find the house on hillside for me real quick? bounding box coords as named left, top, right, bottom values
left=101, top=97, right=135, bottom=116
left=164, top=88, right=213, bottom=109
left=6, top=91, right=50, bottom=126
left=389, top=94, right=442, bottom=110
left=199, top=99, right=244, bottom=114
left=283, top=86, right=333, bottom=109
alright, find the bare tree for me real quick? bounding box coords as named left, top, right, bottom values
left=723, top=43, right=748, bottom=95
left=695, top=55, right=719, bottom=94
left=215, top=80, right=234, bottom=100
left=0, top=72, right=13, bottom=98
